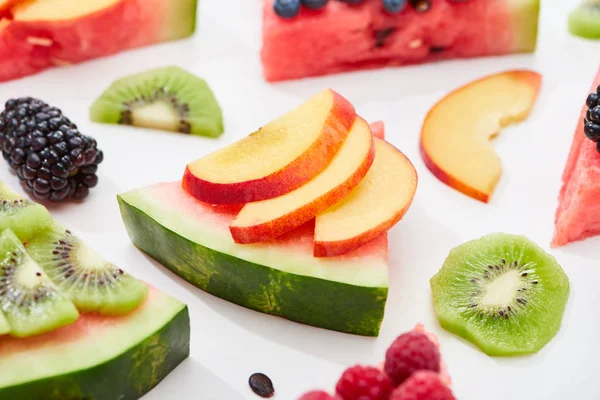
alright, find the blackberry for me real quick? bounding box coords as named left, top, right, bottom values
left=584, top=87, right=600, bottom=151
left=0, top=98, right=103, bottom=202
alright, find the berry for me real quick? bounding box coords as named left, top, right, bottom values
left=274, top=0, right=301, bottom=18
left=384, top=331, right=440, bottom=387
left=335, top=365, right=393, bottom=400
left=389, top=371, right=455, bottom=400
left=587, top=93, right=599, bottom=109
left=590, top=106, right=600, bottom=123
left=0, top=98, right=103, bottom=202
left=299, top=391, right=338, bottom=400
left=302, top=0, right=328, bottom=9
left=584, top=122, right=600, bottom=142
left=383, top=0, right=408, bottom=13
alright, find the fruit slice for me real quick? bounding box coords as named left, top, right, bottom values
left=0, top=181, right=52, bottom=242
left=0, top=0, right=197, bottom=83
left=183, top=89, right=356, bottom=204
left=314, top=136, right=417, bottom=257
left=430, top=233, right=570, bottom=356
left=420, top=70, right=542, bottom=203
left=261, top=0, right=540, bottom=82
left=0, top=229, right=79, bottom=338
left=26, top=225, right=148, bottom=315
left=231, top=117, right=375, bottom=244
left=569, top=0, right=600, bottom=39
left=90, top=66, right=224, bottom=138
left=552, top=68, right=600, bottom=247
left=0, top=284, right=189, bottom=398
left=118, top=181, right=389, bottom=336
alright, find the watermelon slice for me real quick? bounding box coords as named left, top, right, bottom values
left=261, top=0, right=540, bottom=82
left=118, top=181, right=389, bottom=336
left=552, top=68, right=600, bottom=247
left=0, top=0, right=197, bottom=83
left=0, top=285, right=189, bottom=398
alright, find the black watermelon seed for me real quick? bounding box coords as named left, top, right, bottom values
left=249, top=373, right=274, bottom=398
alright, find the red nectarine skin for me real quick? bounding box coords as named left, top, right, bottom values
left=182, top=90, right=357, bottom=205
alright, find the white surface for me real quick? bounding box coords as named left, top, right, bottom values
left=1, top=1, right=600, bottom=399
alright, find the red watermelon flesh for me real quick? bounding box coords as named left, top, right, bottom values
left=0, top=0, right=197, bottom=83
left=261, top=0, right=539, bottom=82
left=552, top=68, right=600, bottom=247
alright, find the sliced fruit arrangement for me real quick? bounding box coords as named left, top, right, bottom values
left=90, top=66, right=224, bottom=138
left=262, top=0, right=540, bottom=81
left=0, top=181, right=52, bottom=241
left=553, top=68, right=600, bottom=247
left=314, top=130, right=417, bottom=257
left=420, top=70, right=542, bottom=203
left=430, top=233, right=570, bottom=356
left=298, top=325, right=455, bottom=400
left=0, top=0, right=198, bottom=83
left=229, top=116, right=375, bottom=244
left=0, top=97, right=103, bottom=202
left=569, top=0, right=600, bottom=39
left=119, top=181, right=390, bottom=336
left=120, top=101, right=417, bottom=335
left=0, top=181, right=190, bottom=399
left=183, top=89, right=356, bottom=204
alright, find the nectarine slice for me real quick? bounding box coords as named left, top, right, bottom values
left=314, top=137, right=417, bottom=257
left=230, top=117, right=375, bottom=244
left=183, top=89, right=356, bottom=204
left=420, top=70, right=542, bottom=203
left=12, top=0, right=121, bottom=20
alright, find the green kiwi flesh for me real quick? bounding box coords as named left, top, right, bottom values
left=430, top=233, right=570, bottom=357
left=26, top=225, right=148, bottom=316
left=0, top=182, right=52, bottom=242
left=90, top=66, right=224, bottom=138
left=569, top=0, right=600, bottom=39
left=0, top=309, right=10, bottom=335
left=0, top=229, right=79, bottom=337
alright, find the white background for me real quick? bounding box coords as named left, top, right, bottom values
left=1, top=0, right=600, bottom=399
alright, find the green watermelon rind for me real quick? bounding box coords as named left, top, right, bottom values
left=510, top=0, right=541, bottom=52
left=0, top=306, right=190, bottom=399
left=118, top=196, right=388, bottom=337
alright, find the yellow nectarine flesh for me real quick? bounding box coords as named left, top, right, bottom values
left=314, top=138, right=417, bottom=257
left=13, top=0, right=121, bottom=20
left=183, top=89, right=356, bottom=204
left=420, top=70, right=541, bottom=203
left=230, top=117, right=375, bottom=244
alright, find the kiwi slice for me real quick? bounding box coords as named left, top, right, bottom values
left=26, top=225, right=148, bottom=315
left=90, top=66, right=224, bottom=138
left=0, top=181, right=52, bottom=242
left=0, top=229, right=79, bottom=337
left=430, top=233, right=570, bottom=356
left=569, top=0, right=600, bottom=39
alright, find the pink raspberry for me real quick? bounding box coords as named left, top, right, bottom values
left=335, top=365, right=394, bottom=400
left=298, top=390, right=338, bottom=400
left=389, top=371, right=455, bottom=400
left=384, top=331, right=440, bottom=386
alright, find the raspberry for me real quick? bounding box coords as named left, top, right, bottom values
left=335, top=365, right=394, bottom=400
left=298, top=390, right=338, bottom=400
left=384, top=331, right=440, bottom=386
left=389, top=371, right=455, bottom=400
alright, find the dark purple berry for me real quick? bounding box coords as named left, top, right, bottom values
left=33, top=178, right=51, bottom=194
left=585, top=122, right=600, bottom=142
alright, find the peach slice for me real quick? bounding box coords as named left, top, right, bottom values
left=230, top=117, right=375, bottom=244
left=183, top=89, right=356, bottom=205
left=420, top=70, right=542, bottom=203
left=314, top=136, right=417, bottom=257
